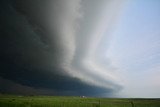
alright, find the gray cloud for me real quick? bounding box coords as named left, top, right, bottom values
left=0, top=0, right=123, bottom=96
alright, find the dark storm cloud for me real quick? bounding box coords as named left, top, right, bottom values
left=0, top=0, right=122, bottom=96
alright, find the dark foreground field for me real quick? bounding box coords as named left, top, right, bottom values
left=0, top=95, right=160, bottom=107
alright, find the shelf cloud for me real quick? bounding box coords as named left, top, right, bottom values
left=0, top=0, right=125, bottom=96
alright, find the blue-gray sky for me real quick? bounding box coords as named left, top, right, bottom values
left=107, top=0, right=160, bottom=97
left=0, top=0, right=160, bottom=98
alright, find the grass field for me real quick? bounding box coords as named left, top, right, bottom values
left=0, top=95, right=160, bottom=107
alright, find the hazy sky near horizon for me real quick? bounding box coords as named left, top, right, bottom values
left=0, top=0, right=160, bottom=98
left=107, top=0, right=160, bottom=97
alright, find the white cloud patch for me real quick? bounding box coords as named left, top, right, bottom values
left=47, top=0, right=126, bottom=91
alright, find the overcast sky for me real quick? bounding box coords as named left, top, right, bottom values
left=0, top=0, right=160, bottom=98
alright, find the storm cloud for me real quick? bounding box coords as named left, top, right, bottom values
left=0, top=0, right=124, bottom=97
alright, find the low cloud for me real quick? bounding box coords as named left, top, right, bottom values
left=0, top=0, right=124, bottom=96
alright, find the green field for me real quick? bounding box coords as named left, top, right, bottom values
left=0, top=95, right=160, bottom=107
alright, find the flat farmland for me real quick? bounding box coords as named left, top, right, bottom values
left=0, top=95, right=160, bottom=107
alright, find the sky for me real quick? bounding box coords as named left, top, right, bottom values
left=0, top=0, right=160, bottom=98
left=107, top=0, right=160, bottom=97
